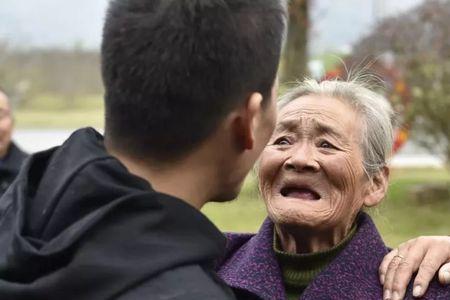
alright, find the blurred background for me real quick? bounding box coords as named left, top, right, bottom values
left=1, top=0, right=449, bottom=246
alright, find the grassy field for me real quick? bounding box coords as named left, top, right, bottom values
left=15, top=95, right=104, bottom=129
left=16, top=109, right=104, bottom=129
left=202, top=168, right=450, bottom=247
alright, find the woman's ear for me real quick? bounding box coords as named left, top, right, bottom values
left=363, top=166, right=390, bottom=207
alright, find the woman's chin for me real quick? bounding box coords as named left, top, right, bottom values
left=269, top=210, right=329, bottom=228
left=268, top=195, right=328, bottom=213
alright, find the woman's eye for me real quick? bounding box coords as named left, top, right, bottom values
left=318, top=140, right=335, bottom=149
left=272, top=137, right=291, bottom=146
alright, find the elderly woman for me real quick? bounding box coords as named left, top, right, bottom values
left=217, top=79, right=450, bottom=300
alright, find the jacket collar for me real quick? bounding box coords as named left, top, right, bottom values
left=219, top=213, right=389, bottom=300
left=219, top=217, right=285, bottom=299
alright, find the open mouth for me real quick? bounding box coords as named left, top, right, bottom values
left=280, top=185, right=321, bottom=201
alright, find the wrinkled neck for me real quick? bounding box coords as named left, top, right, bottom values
left=275, top=221, right=354, bottom=254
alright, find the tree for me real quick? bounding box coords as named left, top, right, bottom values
left=351, top=0, right=450, bottom=169
left=281, top=0, right=310, bottom=83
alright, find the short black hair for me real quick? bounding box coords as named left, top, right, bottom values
left=102, top=0, right=287, bottom=160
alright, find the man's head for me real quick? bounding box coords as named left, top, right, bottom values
left=102, top=0, right=287, bottom=163
left=0, top=88, right=13, bottom=159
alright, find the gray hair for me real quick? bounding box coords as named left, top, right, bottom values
left=278, top=78, right=396, bottom=178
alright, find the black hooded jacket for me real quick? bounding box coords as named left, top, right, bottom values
left=0, top=128, right=235, bottom=299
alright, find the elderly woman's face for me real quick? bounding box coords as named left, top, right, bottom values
left=259, top=95, right=375, bottom=230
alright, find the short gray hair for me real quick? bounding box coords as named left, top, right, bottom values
left=278, top=78, right=396, bottom=178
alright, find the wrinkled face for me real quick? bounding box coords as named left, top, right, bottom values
left=258, top=95, right=371, bottom=230
left=0, top=92, right=13, bottom=158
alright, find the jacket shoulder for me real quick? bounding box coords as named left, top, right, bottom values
left=117, top=264, right=236, bottom=300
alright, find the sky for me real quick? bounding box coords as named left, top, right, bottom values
left=309, top=0, right=424, bottom=54
left=0, top=0, right=109, bottom=49
left=0, top=0, right=424, bottom=54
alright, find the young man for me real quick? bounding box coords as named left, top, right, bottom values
left=0, top=0, right=287, bottom=299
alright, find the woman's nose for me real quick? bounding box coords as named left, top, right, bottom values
left=283, top=143, right=320, bottom=173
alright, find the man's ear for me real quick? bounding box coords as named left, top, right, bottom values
left=233, top=92, right=263, bottom=151
left=363, top=166, right=390, bottom=207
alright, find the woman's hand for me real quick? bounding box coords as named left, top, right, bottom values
left=379, top=236, right=450, bottom=300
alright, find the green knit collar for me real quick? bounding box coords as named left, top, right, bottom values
left=274, top=224, right=357, bottom=289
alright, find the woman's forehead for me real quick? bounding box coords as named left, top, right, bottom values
left=278, top=95, right=357, bottom=122
left=275, top=116, right=346, bottom=139
left=274, top=95, right=362, bottom=143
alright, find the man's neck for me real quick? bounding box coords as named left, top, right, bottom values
left=107, top=149, right=218, bottom=210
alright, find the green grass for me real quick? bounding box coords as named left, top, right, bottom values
left=202, top=173, right=268, bottom=233
left=15, top=94, right=104, bottom=129
left=374, top=168, right=450, bottom=246
left=21, top=94, right=104, bottom=111
left=16, top=109, right=104, bottom=129
left=202, top=168, right=450, bottom=248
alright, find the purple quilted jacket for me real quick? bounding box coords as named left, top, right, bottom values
left=217, top=213, right=450, bottom=300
